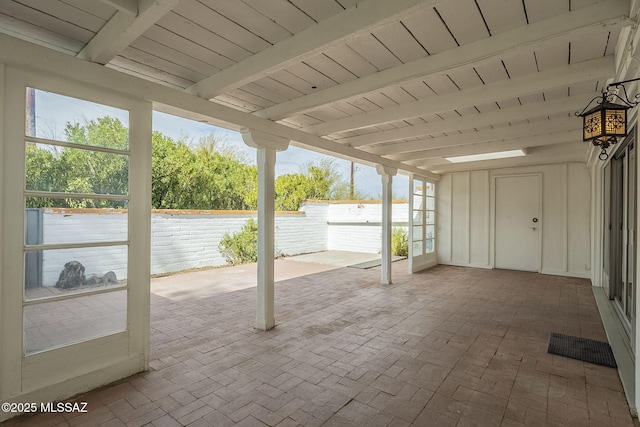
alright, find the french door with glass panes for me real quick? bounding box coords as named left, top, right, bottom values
left=409, top=175, right=437, bottom=273
left=1, top=67, right=151, bottom=402
left=607, top=132, right=636, bottom=346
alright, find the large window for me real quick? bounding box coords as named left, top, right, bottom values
left=23, top=89, right=130, bottom=354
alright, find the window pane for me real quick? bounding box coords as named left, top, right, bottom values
left=425, top=182, right=435, bottom=197
left=26, top=143, right=129, bottom=195
left=425, top=239, right=434, bottom=253
left=426, top=225, right=435, bottom=239
left=412, top=225, right=423, bottom=241
left=426, top=197, right=435, bottom=210
left=426, top=210, right=435, bottom=225
left=25, top=245, right=127, bottom=301
left=412, top=193, right=422, bottom=209
left=27, top=88, right=129, bottom=149
left=25, top=202, right=128, bottom=246
left=24, top=290, right=127, bottom=355
left=412, top=210, right=423, bottom=224
left=412, top=241, right=423, bottom=256
left=412, top=179, right=423, bottom=195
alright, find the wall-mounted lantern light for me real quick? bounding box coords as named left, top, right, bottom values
left=577, top=78, right=640, bottom=160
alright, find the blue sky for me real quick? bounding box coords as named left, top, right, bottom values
left=33, top=89, right=409, bottom=199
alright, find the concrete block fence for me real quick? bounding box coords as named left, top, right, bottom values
left=38, top=200, right=409, bottom=286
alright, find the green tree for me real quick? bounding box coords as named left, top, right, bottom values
left=26, top=117, right=129, bottom=208
left=274, top=159, right=358, bottom=211
left=26, top=118, right=357, bottom=211
left=151, top=131, right=257, bottom=210
left=274, top=173, right=313, bottom=211
left=25, top=143, right=61, bottom=208
left=64, top=116, right=128, bottom=150
left=151, top=131, right=194, bottom=209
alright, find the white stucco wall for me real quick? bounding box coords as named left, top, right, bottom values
left=436, top=163, right=591, bottom=278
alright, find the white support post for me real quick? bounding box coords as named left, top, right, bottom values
left=376, top=165, right=397, bottom=285
left=241, top=130, right=289, bottom=331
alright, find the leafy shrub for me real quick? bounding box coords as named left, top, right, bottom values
left=392, top=227, right=408, bottom=257
left=219, top=219, right=258, bottom=265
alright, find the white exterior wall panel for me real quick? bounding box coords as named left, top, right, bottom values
left=568, top=163, right=591, bottom=274
left=542, top=165, right=568, bottom=274
left=451, top=173, right=470, bottom=264
left=469, top=170, right=490, bottom=266
left=437, top=174, right=452, bottom=263
left=437, top=162, right=591, bottom=277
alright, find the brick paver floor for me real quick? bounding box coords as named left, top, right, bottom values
left=3, top=262, right=636, bottom=426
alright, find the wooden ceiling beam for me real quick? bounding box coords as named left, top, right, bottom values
left=396, top=130, right=580, bottom=163
left=186, top=0, right=442, bottom=99
left=384, top=117, right=578, bottom=161
left=97, top=0, right=138, bottom=15
left=347, top=96, right=590, bottom=149
left=304, top=56, right=614, bottom=136
left=77, top=0, right=179, bottom=64
left=255, top=0, right=630, bottom=121
left=425, top=143, right=586, bottom=174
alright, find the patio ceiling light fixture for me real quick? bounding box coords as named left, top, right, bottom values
left=577, top=78, right=640, bottom=160
left=445, top=149, right=526, bottom=163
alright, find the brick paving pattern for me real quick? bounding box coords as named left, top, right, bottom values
left=3, top=262, right=635, bottom=426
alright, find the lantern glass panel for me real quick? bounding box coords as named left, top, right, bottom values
left=605, top=108, right=627, bottom=136
left=583, top=110, right=602, bottom=140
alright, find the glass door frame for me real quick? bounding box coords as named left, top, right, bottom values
left=607, top=130, right=636, bottom=343
left=408, top=174, right=437, bottom=273
left=1, top=66, right=151, bottom=401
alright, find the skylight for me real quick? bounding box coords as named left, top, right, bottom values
left=444, top=149, right=526, bottom=163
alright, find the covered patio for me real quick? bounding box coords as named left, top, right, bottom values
left=2, top=0, right=640, bottom=425
left=3, top=260, right=634, bottom=426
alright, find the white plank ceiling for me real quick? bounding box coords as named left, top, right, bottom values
left=0, top=0, right=634, bottom=174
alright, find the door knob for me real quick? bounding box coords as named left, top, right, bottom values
left=532, top=218, right=538, bottom=223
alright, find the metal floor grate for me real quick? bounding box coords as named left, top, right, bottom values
left=548, top=332, right=617, bottom=368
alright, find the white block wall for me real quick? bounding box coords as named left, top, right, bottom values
left=327, top=202, right=409, bottom=253
left=275, top=202, right=328, bottom=256
left=150, top=212, right=253, bottom=275
left=41, top=210, right=129, bottom=287
left=38, top=200, right=409, bottom=285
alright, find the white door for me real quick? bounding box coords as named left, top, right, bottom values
left=495, top=175, right=541, bottom=271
